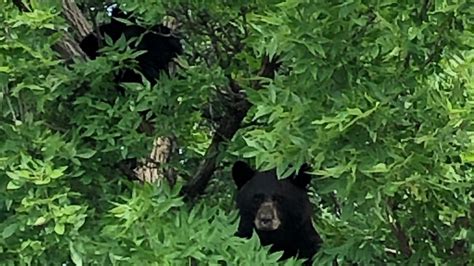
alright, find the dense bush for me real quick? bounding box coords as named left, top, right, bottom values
left=1, top=0, right=473, bottom=265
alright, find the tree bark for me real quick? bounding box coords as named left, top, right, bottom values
left=134, top=136, right=177, bottom=184
left=61, top=0, right=92, bottom=39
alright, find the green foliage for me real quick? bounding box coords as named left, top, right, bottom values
left=1, top=0, right=473, bottom=265
left=236, top=0, right=474, bottom=264
left=93, top=182, right=304, bottom=265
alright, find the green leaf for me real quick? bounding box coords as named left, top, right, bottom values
left=362, top=163, right=389, bottom=174
left=6, top=181, right=22, bottom=190
left=69, top=241, right=83, bottom=266
left=75, top=149, right=97, bottom=159
left=50, top=166, right=67, bottom=179
left=33, top=217, right=47, bottom=226
left=54, top=223, right=65, bottom=235
left=2, top=223, right=18, bottom=239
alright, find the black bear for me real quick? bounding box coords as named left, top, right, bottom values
left=232, top=161, right=322, bottom=264
left=77, top=6, right=183, bottom=180
left=79, top=6, right=183, bottom=84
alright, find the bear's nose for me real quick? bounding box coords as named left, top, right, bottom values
left=258, top=210, right=275, bottom=225
left=260, top=217, right=272, bottom=225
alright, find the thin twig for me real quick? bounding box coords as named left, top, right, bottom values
left=3, top=87, right=17, bottom=122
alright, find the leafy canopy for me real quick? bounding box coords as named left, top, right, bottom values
left=0, top=0, right=473, bottom=265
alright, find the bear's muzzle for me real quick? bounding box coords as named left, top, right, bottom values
left=254, top=201, right=281, bottom=231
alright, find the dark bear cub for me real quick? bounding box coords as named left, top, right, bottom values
left=80, top=6, right=183, bottom=84
left=232, top=161, right=322, bottom=264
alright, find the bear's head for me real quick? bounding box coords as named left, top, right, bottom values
left=232, top=161, right=322, bottom=262
left=232, top=160, right=312, bottom=233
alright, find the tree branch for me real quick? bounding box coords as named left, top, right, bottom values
left=12, top=0, right=90, bottom=60
left=418, top=0, right=432, bottom=23
left=386, top=200, right=413, bottom=257
left=61, top=0, right=92, bottom=39
left=12, top=0, right=29, bottom=12
left=183, top=55, right=280, bottom=200
left=390, top=220, right=412, bottom=257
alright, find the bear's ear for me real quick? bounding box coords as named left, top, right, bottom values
left=291, top=163, right=312, bottom=188
left=232, top=161, right=255, bottom=189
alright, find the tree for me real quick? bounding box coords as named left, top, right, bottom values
left=1, top=0, right=472, bottom=265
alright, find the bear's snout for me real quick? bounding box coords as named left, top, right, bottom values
left=254, top=201, right=281, bottom=231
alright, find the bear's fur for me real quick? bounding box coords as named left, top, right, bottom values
left=79, top=6, right=182, bottom=84
left=232, top=161, right=322, bottom=264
